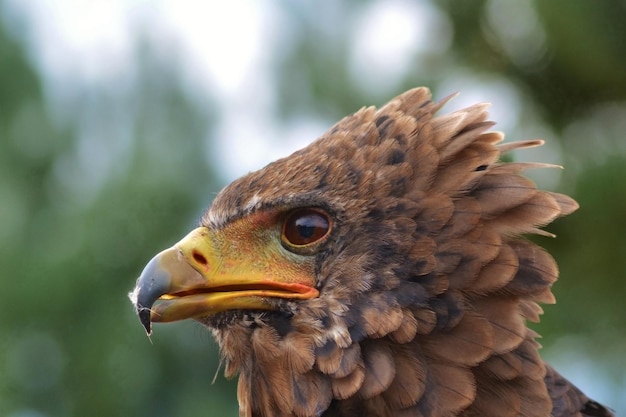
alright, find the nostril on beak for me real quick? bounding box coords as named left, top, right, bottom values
left=192, top=250, right=208, bottom=266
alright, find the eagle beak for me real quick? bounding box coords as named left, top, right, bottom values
left=129, top=227, right=319, bottom=335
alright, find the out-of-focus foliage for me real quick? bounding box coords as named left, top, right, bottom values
left=1, top=1, right=624, bottom=416
left=0, top=15, right=235, bottom=417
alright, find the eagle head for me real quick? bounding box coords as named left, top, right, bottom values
left=130, top=88, right=613, bottom=417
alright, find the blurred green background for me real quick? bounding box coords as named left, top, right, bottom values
left=1, top=1, right=625, bottom=416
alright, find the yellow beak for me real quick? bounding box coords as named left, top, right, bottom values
left=129, top=226, right=319, bottom=335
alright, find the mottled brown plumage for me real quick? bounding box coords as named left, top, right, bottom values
left=131, top=87, right=614, bottom=417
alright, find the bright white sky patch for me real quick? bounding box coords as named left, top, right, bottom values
left=3, top=0, right=272, bottom=100
left=156, top=0, right=270, bottom=99
left=3, top=0, right=136, bottom=88
left=213, top=111, right=330, bottom=180
left=349, top=0, right=451, bottom=95
left=3, top=0, right=280, bottom=180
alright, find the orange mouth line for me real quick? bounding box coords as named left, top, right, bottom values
left=163, top=282, right=317, bottom=299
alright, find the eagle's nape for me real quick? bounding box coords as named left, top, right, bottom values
left=130, top=87, right=615, bottom=417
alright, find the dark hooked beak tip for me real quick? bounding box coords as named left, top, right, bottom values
left=138, top=307, right=152, bottom=335
left=129, top=283, right=159, bottom=336
left=128, top=285, right=154, bottom=335
left=129, top=250, right=176, bottom=336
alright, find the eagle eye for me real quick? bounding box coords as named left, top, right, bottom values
left=281, top=208, right=331, bottom=249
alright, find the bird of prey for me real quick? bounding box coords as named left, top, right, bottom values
left=130, top=87, right=614, bottom=417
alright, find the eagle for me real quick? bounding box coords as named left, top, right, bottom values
left=130, top=87, right=614, bottom=417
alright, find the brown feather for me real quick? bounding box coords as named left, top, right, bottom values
left=519, top=299, right=544, bottom=323
left=497, top=139, right=544, bottom=153
left=428, top=363, right=476, bottom=415
left=315, top=340, right=344, bottom=375
left=413, top=307, right=438, bottom=335
left=291, top=372, right=333, bottom=417
left=473, top=173, right=538, bottom=217
left=281, top=332, right=316, bottom=374
left=382, top=344, right=427, bottom=408
left=472, top=296, right=526, bottom=355
left=389, top=308, right=419, bottom=344
left=550, top=192, right=580, bottom=216
left=487, top=191, right=562, bottom=236
left=470, top=243, right=519, bottom=293
left=429, top=104, right=489, bottom=149
left=432, top=145, right=498, bottom=193
left=505, top=239, right=559, bottom=296
left=358, top=342, right=396, bottom=399
left=421, top=312, right=494, bottom=366
left=329, top=342, right=362, bottom=379
left=465, top=383, right=522, bottom=417
left=438, top=197, right=482, bottom=240
left=360, top=293, right=404, bottom=338
left=437, top=121, right=498, bottom=163
left=331, top=361, right=365, bottom=399
left=489, top=161, right=562, bottom=174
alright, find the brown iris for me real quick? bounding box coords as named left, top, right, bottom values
left=281, top=208, right=332, bottom=248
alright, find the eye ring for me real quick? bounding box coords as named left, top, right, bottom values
left=281, top=208, right=332, bottom=250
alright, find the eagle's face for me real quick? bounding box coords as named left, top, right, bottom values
left=131, top=96, right=440, bottom=342
left=129, top=88, right=584, bottom=417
